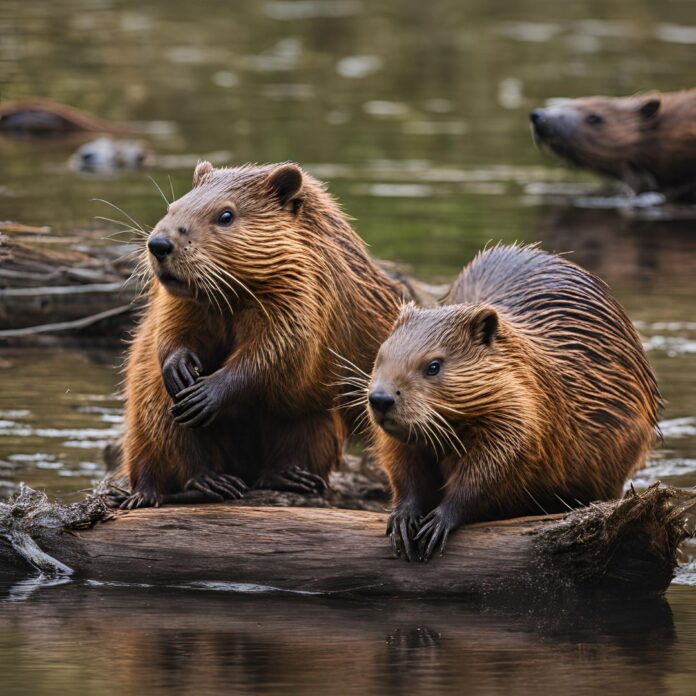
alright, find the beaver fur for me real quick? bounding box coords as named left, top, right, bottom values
left=366, top=245, right=662, bottom=561
left=119, top=162, right=407, bottom=509
left=530, top=89, right=696, bottom=200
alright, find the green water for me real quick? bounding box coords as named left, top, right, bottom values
left=1, top=0, right=696, bottom=694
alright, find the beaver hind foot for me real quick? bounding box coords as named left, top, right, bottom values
left=255, top=466, right=328, bottom=495
left=184, top=471, right=247, bottom=502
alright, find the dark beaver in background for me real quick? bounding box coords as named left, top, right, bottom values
left=366, top=245, right=661, bottom=561
left=530, top=89, right=696, bottom=201
left=117, top=162, right=408, bottom=509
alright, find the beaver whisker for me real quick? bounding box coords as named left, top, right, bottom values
left=553, top=491, right=574, bottom=512
left=333, top=396, right=370, bottom=411
left=352, top=408, right=372, bottom=436
left=168, top=175, right=176, bottom=203
left=335, top=387, right=369, bottom=400
left=148, top=175, right=172, bottom=207
left=328, top=370, right=368, bottom=388
left=203, top=263, right=238, bottom=315
left=427, top=407, right=466, bottom=457
left=426, top=399, right=466, bottom=417
left=93, top=198, right=151, bottom=234
left=426, top=403, right=467, bottom=452
left=416, top=420, right=438, bottom=454
left=424, top=417, right=451, bottom=456
left=210, top=262, right=271, bottom=322
left=205, top=262, right=241, bottom=300
left=328, top=349, right=372, bottom=379
left=95, top=216, right=149, bottom=239
left=199, top=273, right=227, bottom=316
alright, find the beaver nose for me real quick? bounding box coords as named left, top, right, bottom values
left=530, top=109, right=549, bottom=136
left=369, top=391, right=395, bottom=414
left=148, top=236, right=174, bottom=261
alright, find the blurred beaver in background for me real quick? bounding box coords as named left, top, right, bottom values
left=530, top=89, right=696, bottom=201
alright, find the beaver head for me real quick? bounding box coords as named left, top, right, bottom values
left=529, top=94, right=662, bottom=187
left=145, top=161, right=307, bottom=304
left=367, top=302, right=539, bottom=451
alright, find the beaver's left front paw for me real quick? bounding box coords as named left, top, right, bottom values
left=414, top=505, right=463, bottom=562
left=171, top=371, right=230, bottom=427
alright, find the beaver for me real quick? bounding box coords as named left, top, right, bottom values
left=365, top=244, right=661, bottom=561
left=0, top=99, right=126, bottom=138
left=118, top=161, right=408, bottom=509
left=529, top=89, right=696, bottom=201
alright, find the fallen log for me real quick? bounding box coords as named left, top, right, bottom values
left=0, top=484, right=693, bottom=597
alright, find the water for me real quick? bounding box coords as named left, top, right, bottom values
left=1, top=0, right=696, bottom=694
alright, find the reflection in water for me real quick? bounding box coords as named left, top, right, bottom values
left=0, top=584, right=682, bottom=696
left=540, top=206, right=696, bottom=303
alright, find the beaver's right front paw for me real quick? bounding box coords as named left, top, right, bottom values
left=119, top=487, right=163, bottom=510
left=162, top=348, right=203, bottom=400
left=387, top=504, right=424, bottom=562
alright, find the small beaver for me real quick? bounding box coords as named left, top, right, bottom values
left=530, top=89, right=696, bottom=200
left=366, top=245, right=661, bottom=561
left=119, top=161, right=407, bottom=508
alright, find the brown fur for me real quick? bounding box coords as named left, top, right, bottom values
left=367, top=245, right=661, bottom=560
left=120, top=162, right=407, bottom=507
left=530, top=89, right=696, bottom=200
left=0, top=99, right=126, bottom=136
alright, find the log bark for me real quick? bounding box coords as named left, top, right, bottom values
left=0, top=484, right=693, bottom=597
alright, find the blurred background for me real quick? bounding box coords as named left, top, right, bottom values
left=0, top=1, right=695, bottom=694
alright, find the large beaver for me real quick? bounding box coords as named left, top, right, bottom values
left=119, top=162, right=407, bottom=509
left=366, top=245, right=661, bottom=561
left=530, top=89, right=696, bottom=200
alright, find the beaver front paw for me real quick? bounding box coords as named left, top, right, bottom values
left=171, top=370, right=230, bottom=427
left=162, top=348, right=203, bottom=400
left=255, top=466, right=328, bottom=495
left=387, top=504, right=423, bottom=562
left=414, top=505, right=462, bottom=562
left=119, top=487, right=163, bottom=510
left=184, top=471, right=247, bottom=502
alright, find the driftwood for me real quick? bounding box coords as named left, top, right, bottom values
left=0, top=226, right=139, bottom=339
left=0, top=484, right=693, bottom=597
left=0, top=222, right=444, bottom=342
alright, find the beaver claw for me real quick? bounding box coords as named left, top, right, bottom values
left=119, top=488, right=163, bottom=510
left=414, top=506, right=461, bottom=562
left=255, top=466, right=328, bottom=495
left=171, top=371, right=229, bottom=427
left=162, top=348, right=203, bottom=400
left=184, top=472, right=247, bottom=502
left=387, top=506, right=423, bottom=562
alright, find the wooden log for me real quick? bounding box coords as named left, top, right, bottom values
left=0, top=484, right=693, bottom=597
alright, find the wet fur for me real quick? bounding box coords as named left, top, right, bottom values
left=370, top=245, right=662, bottom=558
left=534, top=89, right=696, bottom=200
left=122, top=163, right=407, bottom=505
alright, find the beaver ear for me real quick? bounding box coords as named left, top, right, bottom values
left=394, top=301, right=417, bottom=327
left=267, top=164, right=303, bottom=210
left=470, top=307, right=499, bottom=347
left=639, top=98, right=661, bottom=119
left=193, top=161, right=214, bottom=188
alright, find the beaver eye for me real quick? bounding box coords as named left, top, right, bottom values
left=217, top=210, right=234, bottom=226
left=586, top=113, right=603, bottom=126
left=425, top=360, right=441, bottom=377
